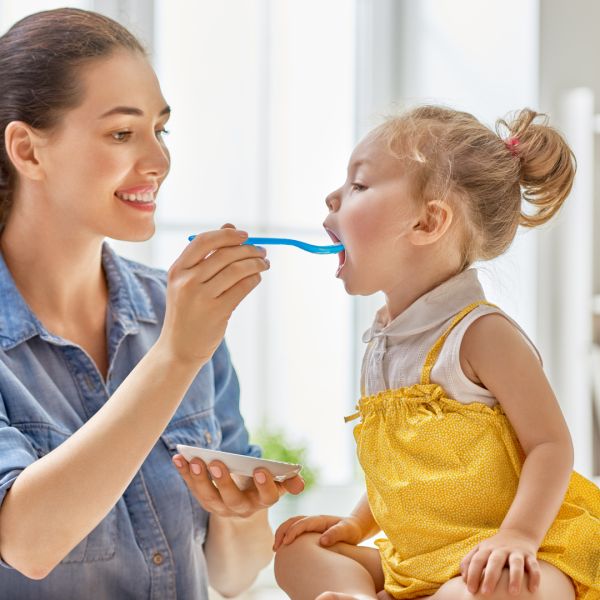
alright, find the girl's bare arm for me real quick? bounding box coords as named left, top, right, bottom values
left=461, top=313, right=573, bottom=546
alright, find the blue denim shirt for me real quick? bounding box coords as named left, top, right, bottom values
left=0, top=242, right=260, bottom=600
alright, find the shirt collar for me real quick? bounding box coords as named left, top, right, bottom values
left=0, top=241, right=156, bottom=350
left=362, top=268, right=486, bottom=343
left=101, top=242, right=156, bottom=326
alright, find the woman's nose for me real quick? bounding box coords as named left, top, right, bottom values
left=325, top=190, right=341, bottom=212
left=138, top=136, right=170, bottom=179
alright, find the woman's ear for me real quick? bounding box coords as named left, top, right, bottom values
left=4, top=121, right=45, bottom=182
left=409, top=200, right=454, bottom=246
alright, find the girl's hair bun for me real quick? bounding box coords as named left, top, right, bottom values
left=497, top=109, right=576, bottom=227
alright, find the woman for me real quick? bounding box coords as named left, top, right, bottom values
left=0, top=8, right=302, bottom=599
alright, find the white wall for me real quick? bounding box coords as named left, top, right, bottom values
left=392, top=0, right=541, bottom=342
left=152, top=0, right=358, bottom=484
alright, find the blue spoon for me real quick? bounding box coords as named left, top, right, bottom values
left=187, top=235, right=344, bottom=255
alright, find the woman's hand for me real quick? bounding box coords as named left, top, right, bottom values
left=460, top=529, right=541, bottom=596
left=172, top=454, right=304, bottom=518
left=273, top=514, right=365, bottom=551
left=157, top=224, right=270, bottom=367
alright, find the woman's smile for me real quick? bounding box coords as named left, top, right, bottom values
left=115, top=183, right=158, bottom=212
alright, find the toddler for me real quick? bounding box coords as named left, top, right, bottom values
left=273, top=106, right=600, bottom=600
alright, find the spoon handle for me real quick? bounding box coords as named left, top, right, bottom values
left=244, top=237, right=344, bottom=254
left=187, top=234, right=344, bottom=254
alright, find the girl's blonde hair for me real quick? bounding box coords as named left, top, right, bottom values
left=372, top=106, right=576, bottom=269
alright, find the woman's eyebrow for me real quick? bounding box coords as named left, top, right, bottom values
left=99, top=105, right=171, bottom=118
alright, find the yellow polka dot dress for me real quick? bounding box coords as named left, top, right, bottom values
left=350, top=302, right=600, bottom=599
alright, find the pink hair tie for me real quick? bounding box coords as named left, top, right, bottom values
left=505, top=137, right=520, bottom=157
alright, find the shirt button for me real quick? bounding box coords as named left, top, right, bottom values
left=152, top=552, right=164, bottom=565
left=204, top=431, right=212, bottom=445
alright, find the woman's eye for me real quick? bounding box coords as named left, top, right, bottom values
left=112, top=131, right=132, bottom=142
left=156, top=128, right=170, bottom=139
left=351, top=183, right=366, bottom=192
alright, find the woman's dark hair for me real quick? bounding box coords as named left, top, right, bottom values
left=0, top=8, right=145, bottom=225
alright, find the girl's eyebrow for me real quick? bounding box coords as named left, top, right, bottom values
left=347, top=158, right=372, bottom=173
left=99, top=105, right=171, bottom=119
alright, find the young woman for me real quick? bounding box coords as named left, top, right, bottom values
left=0, top=8, right=302, bottom=599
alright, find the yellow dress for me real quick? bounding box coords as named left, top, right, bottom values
left=349, top=302, right=600, bottom=599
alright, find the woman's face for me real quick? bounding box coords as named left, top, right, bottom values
left=35, top=50, right=171, bottom=242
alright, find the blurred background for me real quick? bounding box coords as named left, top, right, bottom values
left=2, top=1, right=600, bottom=597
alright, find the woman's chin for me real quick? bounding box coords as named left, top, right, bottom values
left=110, top=225, right=155, bottom=243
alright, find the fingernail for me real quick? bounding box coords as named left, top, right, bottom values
left=191, top=463, right=202, bottom=475
left=255, top=471, right=266, bottom=484
left=264, top=259, right=271, bottom=268
left=173, top=457, right=184, bottom=468
left=209, top=465, right=222, bottom=479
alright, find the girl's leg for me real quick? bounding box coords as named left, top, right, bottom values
left=274, top=532, right=385, bottom=600
left=428, top=560, right=575, bottom=600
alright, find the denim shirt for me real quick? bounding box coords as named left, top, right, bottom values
left=0, top=242, right=260, bottom=600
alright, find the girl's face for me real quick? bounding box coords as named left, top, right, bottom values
left=34, top=50, right=170, bottom=242
left=323, top=135, right=421, bottom=296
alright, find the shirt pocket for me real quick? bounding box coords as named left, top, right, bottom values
left=160, top=410, right=222, bottom=544
left=19, top=423, right=117, bottom=563
left=160, top=409, right=223, bottom=453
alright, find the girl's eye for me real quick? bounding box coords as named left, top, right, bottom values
left=112, top=131, right=132, bottom=142
left=156, top=128, right=170, bottom=139
left=351, top=182, right=366, bottom=192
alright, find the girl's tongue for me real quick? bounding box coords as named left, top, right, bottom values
left=325, top=228, right=347, bottom=276
left=337, top=247, right=347, bottom=273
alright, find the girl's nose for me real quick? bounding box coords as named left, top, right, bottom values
left=325, top=190, right=341, bottom=212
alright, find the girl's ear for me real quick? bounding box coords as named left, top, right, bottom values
left=4, top=121, right=45, bottom=182
left=409, top=200, right=454, bottom=246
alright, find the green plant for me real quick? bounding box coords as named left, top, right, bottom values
left=253, top=427, right=319, bottom=491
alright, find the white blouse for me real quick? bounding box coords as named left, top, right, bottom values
left=360, top=269, right=541, bottom=407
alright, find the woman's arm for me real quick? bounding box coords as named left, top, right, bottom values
left=173, top=450, right=304, bottom=596
left=0, top=346, right=198, bottom=579
left=204, top=510, right=273, bottom=598
left=0, top=229, right=269, bottom=579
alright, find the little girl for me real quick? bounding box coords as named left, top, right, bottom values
left=273, top=106, right=600, bottom=600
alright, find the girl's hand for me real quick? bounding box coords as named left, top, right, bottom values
left=273, top=514, right=365, bottom=551
left=172, top=454, right=304, bottom=518
left=460, top=529, right=541, bottom=596
left=157, top=224, right=270, bottom=366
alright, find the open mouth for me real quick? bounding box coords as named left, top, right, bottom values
left=324, top=227, right=347, bottom=276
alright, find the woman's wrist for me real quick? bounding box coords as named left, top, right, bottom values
left=150, top=336, right=211, bottom=374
